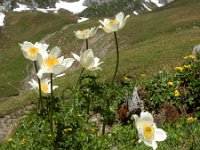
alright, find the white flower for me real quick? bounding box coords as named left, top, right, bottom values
left=37, top=46, right=75, bottom=78
left=19, top=41, right=49, bottom=61
left=72, top=49, right=103, bottom=71
left=99, top=12, right=130, bottom=33
left=28, top=78, right=58, bottom=94
left=74, top=27, right=98, bottom=39
left=133, top=112, right=167, bottom=150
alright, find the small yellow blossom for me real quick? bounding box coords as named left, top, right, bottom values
left=184, top=55, right=196, bottom=59
left=184, top=65, right=191, bottom=69
left=48, top=134, right=52, bottom=137
left=174, top=66, right=184, bottom=72
left=174, top=90, right=180, bottom=97
left=168, top=81, right=174, bottom=86
left=140, top=74, right=146, bottom=77
left=63, top=128, right=72, bottom=133
left=7, top=138, right=13, bottom=142
left=20, top=139, right=27, bottom=145
left=91, top=128, right=97, bottom=133
left=187, top=116, right=197, bottom=123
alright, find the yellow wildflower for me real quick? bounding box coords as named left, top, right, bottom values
left=184, top=55, right=196, bottom=59
left=140, top=74, right=146, bottom=77
left=63, top=128, right=72, bottom=132
left=7, top=138, right=13, bottom=142
left=187, top=116, right=197, bottom=123
left=91, top=128, right=97, bottom=133
left=184, top=65, right=191, bottom=69
left=20, top=139, right=27, bottom=145
left=174, top=66, right=184, bottom=72
left=48, top=134, right=52, bottom=137
left=174, top=90, right=180, bottom=97
left=168, top=81, right=174, bottom=86
left=123, top=76, right=130, bottom=81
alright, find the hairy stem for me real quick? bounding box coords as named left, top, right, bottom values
left=86, top=38, right=89, bottom=50
left=112, top=31, right=119, bottom=84
left=50, top=73, right=54, bottom=136
left=34, top=61, right=43, bottom=113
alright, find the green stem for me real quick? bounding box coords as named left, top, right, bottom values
left=34, top=61, right=43, bottom=113
left=73, top=68, right=85, bottom=114
left=75, top=68, right=85, bottom=89
left=50, top=73, right=54, bottom=136
left=112, top=31, right=119, bottom=84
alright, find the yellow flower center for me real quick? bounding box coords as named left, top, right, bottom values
left=106, top=19, right=119, bottom=27
left=27, top=47, right=39, bottom=56
left=45, top=57, right=59, bottom=69
left=80, top=29, right=88, bottom=35
left=41, top=82, right=48, bottom=93
left=143, top=124, right=154, bottom=140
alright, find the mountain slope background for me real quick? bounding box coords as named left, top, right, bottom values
left=0, top=0, right=200, bottom=116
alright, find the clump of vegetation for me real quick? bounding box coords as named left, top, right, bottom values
left=142, top=54, right=200, bottom=116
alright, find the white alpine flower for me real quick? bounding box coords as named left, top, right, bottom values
left=74, top=27, right=98, bottom=39
left=19, top=41, right=48, bottom=61
left=28, top=78, right=58, bottom=94
left=99, top=12, right=130, bottom=33
left=37, top=46, right=75, bottom=78
left=72, top=49, right=103, bottom=71
left=133, top=112, right=167, bottom=150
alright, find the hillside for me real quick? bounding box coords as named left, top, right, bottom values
left=0, top=0, right=200, bottom=116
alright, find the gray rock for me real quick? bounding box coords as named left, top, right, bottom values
left=128, top=87, right=144, bottom=114
left=192, top=44, right=200, bottom=55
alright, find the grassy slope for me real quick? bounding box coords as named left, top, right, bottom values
left=1, top=0, right=200, bottom=116
left=0, top=10, right=77, bottom=98
left=50, top=0, right=200, bottom=89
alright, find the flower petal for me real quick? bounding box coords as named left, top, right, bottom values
left=20, top=41, right=33, bottom=52
left=139, top=111, right=154, bottom=124
left=37, top=69, right=45, bottom=79
left=49, top=46, right=61, bottom=58
left=115, top=12, right=124, bottom=23
left=63, top=58, right=75, bottom=68
left=152, top=140, right=158, bottom=150
left=83, top=49, right=94, bottom=58
left=72, top=53, right=80, bottom=62
left=51, top=64, right=66, bottom=74
left=119, top=14, right=130, bottom=29
left=154, top=128, right=167, bottom=142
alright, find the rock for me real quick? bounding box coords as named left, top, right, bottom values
left=192, top=44, right=200, bottom=55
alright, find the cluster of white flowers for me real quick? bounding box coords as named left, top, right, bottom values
left=19, top=12, right=167, bottom=149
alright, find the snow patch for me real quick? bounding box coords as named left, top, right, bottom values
left=0, top=13, right=5, bottom=26
left=13, top=0, right=87, bottom=14
left=13, top=3, right=31, bottom=12
left=150, top=0, right=164, bottom=7
left=78, top=17, right=89, bottom=23
left=56, top=0, right=87, bottom=14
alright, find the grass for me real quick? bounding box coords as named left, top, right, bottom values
left=1, top=0, right=200, bottom=116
